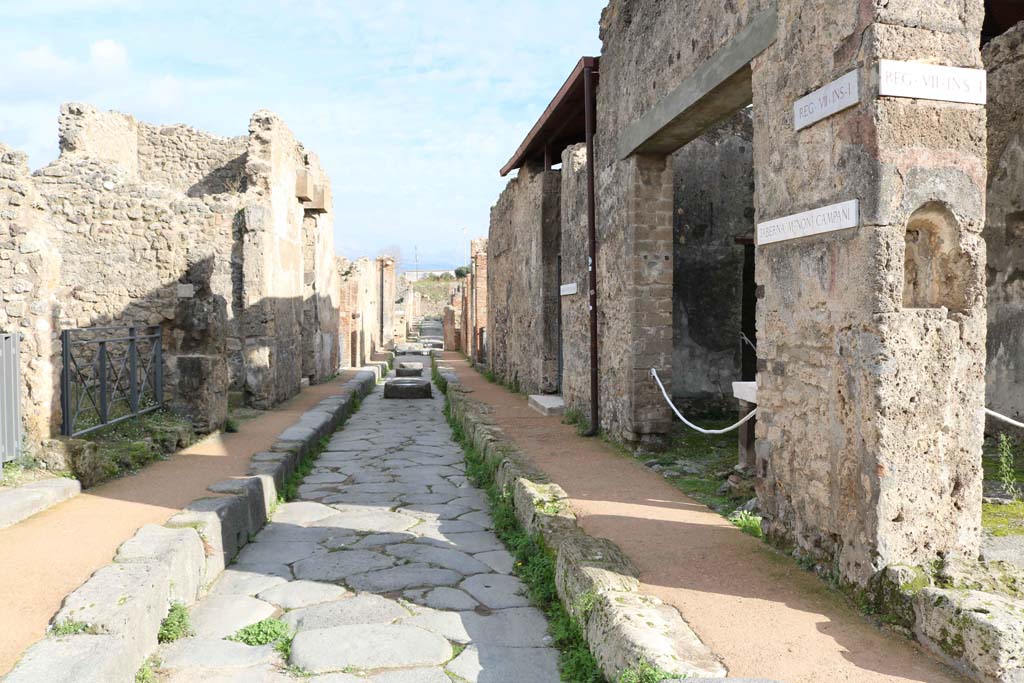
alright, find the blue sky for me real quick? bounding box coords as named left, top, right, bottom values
left=0, top=0, right=604, bottom=270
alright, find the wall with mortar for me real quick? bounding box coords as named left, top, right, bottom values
left=1, top=103, right=348, bottom=448
left=487, top=161, right=561, bottom=394
left=337, top=257, right=383, bottom=368
left=982, top=23, right=1024, bottom=437
left=671, top=110, right=754, bottom=410
left=595, top=0, right=987, bottom=586
left=470, top=239, right=489, bottom=363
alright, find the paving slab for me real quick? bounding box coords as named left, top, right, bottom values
left=189, top=594, right=277, bottom=639
left=282, top=593, right=409, bottom=630
left=292, top=550, right=395, bottom=582
left=446, top=644, right=560, bottom=682
left=256, top=580, right=349, bottom=609
left=159, top=638, right=280, bottom=669
left=459, top=573, right=530, bottom=608
left=289, top=624, right=452, bottom=672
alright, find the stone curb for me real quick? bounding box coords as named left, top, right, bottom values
left=437, top=363, right=729, bottom=682
left=4, top=369, right=379, bottom=683
left=0, top=477, right=81, bottom=530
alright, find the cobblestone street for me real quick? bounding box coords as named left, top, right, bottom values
left=155, top=375, right=558, bottom=682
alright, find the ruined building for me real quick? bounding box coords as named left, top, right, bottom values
left=486, top=4, right=1024, bottom=678
left=1, top=104, right=394, bottom=450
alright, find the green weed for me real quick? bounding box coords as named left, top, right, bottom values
left=998, top=434, right=1020, bottom=501
left=229, top=618, right=294, bottom=656
left=51, top=620, right=93, bottom=636
left=157, top=603, right=192, bottom=643
left=618, top=659, right=677, bottom=683
left=728, top=510, right=763, bottom=539
left=445, top=395, right=604, bottom=683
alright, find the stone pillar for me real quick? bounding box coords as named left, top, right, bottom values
left=443, top=305, right=457, bottom=351
left=595, top=153, right=674, bottom=445
left=751, top=0, right=987, bottom=584
left=471, top=239, right=488, bottom=363
left=377, top=256, right=396, bottom=349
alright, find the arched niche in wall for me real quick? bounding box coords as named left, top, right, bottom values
left=902, top=201, right=970, bottom=313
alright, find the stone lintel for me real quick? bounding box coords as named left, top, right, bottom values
left=617, top=7, right=777, bottom=159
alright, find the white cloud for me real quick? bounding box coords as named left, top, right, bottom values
left=89, top=39, right=129, bottom=72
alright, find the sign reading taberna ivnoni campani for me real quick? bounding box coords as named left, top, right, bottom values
left=757, top=200, right=859, bottom=245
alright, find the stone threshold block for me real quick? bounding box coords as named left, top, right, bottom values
left=383, top=378, right=433, bottom=399
left=396, top=367, right=423, bottom=378
left=528, top=394, right=565, bottom=417
left=0, top=478, right=81, bottom=529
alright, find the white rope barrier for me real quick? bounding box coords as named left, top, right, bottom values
left=985, top=408, right=1024, bottom=431
left=650, top=367, right=758, bottom=435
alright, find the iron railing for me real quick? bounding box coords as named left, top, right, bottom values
left=0, top=333, right=21, bottom=463
left=60, top=325, right=163, bottom=437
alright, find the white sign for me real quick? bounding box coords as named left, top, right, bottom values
left=757, top=200, right=859, bottom=245
left=794, top=70, right=859, bottom=131
left=559, top=283, right=578, bottom=296
left=878, top=60, right=986, bottom=105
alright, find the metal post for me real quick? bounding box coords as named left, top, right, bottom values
left=60, top=329, right=72, bottom=436
left=154, top=328, right=164, bottom=406
left=98, top=340, right=108, bottom=424
left=128, top=326, right=139, bottom=412
left=583, top=64, right=600, bottom=436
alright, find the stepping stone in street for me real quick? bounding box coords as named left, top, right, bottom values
left=293, top=550, right=394, bottom=582
left=446, top=644, right=560, bottom=682
left=289, top=623, right=452, bottom=673
left=460, top=573, right=531, bottom=608
left=396, top=367, right=423, bottom=377
left=256, top=580, right=350, bottom=609
left=282, top=593, right=409, bottom=631
left=383, top=378, right=432, bottom=399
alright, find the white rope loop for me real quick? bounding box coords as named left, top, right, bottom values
left=650, top=367, right=758, bottom=435
left=985, top=407, right=1024, bottom=431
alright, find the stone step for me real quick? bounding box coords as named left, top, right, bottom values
left=528, top=394, right=565, bottom=417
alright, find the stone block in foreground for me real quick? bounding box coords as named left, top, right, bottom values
left=383, top=378, right=433, bottom=399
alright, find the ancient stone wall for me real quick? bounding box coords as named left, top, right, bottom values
left=594, top=0, right=987, bottom=585
left=671, top=110, right=754, bottom=410
left=2, top=103, right=349, bottom=446
left=487, top=161, right=561, bottom=393
left=558, top=144, right=591, bottom=420
left=469, top=239, right=489, bottom=363
left=337, top=257, right=382, bottom=368
left=378, top=257, right=397, bottom=348
left=982, top=23, right=1024, bottom=436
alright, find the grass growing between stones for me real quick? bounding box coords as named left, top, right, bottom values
left=229, top=618, right=294, bottom=657
left=443, top=398, right=605, bottom=683
left=134, top=657, right=159, bottom=683
left=278, top=394, right=366, bottom=503
left=617, top=660, right=677, bottom=683
left=50, top=620, right=93, bottom=636
left=157, top=602, right=193, bottom=643
left=77, top=410, right=196, bottom=486
left=430, top=355, right=448, bottom=394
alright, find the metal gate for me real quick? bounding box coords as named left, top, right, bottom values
left=60, top=325, right=163, bottom=437
left=0, top=333, right=21, bottom=463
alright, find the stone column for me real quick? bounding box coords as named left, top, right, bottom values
left=595, top=153, right=674, bottom=446
left=751, top=0, right=987, bottom=584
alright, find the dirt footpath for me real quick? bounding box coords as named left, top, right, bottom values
left=0, top=375, right=355, bottom=675
left=446, top=354, right=966, bottom=683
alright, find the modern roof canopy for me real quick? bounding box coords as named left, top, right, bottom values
left=499, top=56, right=599, bottom=177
